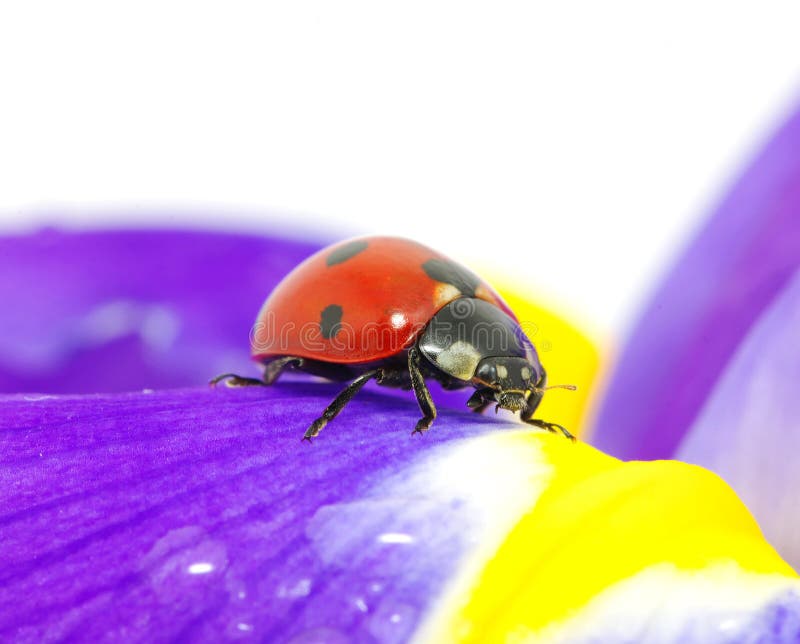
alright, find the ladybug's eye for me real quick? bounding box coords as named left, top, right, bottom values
left=475, top=362, right=499, bottom=387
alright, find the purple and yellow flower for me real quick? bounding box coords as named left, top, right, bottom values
left=2, top=109, right=800, bottom=642
left=592, top=105, right=800, bottom=575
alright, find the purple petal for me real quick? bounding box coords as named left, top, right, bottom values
left=2, top=386, right=798, bottom=642
left=592, top=106, right=800, bottom=459
left=677, top=268, right=800, bottom=569
left=0, top=228, right=320, bottom=394
left=0, top=384, right=530, bottom=641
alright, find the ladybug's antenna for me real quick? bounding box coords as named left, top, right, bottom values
left=531, top=384, right=578, bottom=395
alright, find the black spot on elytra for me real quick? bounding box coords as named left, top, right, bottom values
left=320, top=304, right=343, bottom=339
left=422, top=259, right=480, bottom=297
left=327, top=240, right=368, bottom=266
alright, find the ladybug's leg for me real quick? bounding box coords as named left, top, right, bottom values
left=209, top=373, right=265, bottom=387
left=520, top=404, right=575, bottom=442
left=210, top=357, right=302, bottom=388
left=263, top=357, right=302, bottom=385
left=303, top=369, right=382, bottom=441
left=466, top=387, right=495, bottom=414
left=408, top=347, right=437, bottom=434
left=373, top=368, right=411, bottom=389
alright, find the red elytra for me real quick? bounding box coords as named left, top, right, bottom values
left=251, top=236, right=516, bottom=364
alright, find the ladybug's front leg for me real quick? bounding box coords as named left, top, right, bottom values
left=520, top=403, right=576, bottom=442
left=408, top=347, right=437, bottom=434
left=466, top=387, right=495, bottom=414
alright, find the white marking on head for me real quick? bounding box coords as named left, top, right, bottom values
left=521, top=366, right=531, bottom=380
left=496, top=365, right=508, bottom=379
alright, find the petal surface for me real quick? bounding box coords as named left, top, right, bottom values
left=419, top=436, right=798, bottom=642
left=1, top=384, right=796, bottom=642
left=0, top=228, right=319, bottom=393
left=678, top=268, right=800, bottom=570
left=591, top=106, right=800, bottom=459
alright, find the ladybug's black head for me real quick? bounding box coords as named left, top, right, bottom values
left=418, top=298, right=548, bottom=415
left=474, top=356, right=538, bottom=412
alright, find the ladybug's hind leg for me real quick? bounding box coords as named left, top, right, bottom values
left=408, top=347, right=437, bottom=434
left=263, top=356, right=303, bottom=385
left=209, top=373, right=265, bottom=387
left=210, top=357, right=302, bottom=388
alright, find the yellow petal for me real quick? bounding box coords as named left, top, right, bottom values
left=416, top=431, right=797, bottom=642
left=493, top=281, right=602, bottom=438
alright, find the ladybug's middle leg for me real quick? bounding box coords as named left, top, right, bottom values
left=303, top=369, right=382, bottom=441
left=408, top=347, right=437, bottom=434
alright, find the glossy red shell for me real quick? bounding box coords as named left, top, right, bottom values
left=251, top=236, right=516, bottom=364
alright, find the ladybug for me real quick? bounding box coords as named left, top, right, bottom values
left=211, top=236, right=575, bottom=441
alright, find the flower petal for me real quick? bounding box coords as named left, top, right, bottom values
left=677, top=268, right=800, bottom=570
left=591, top=106, right=800, bottom=459
left=419, top=440, right=798, bottom=642
left=0, top=228, right=319, bottom=393
left=1, top=385, right=796, bottom=641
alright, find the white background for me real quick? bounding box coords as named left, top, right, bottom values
left=1, top=2, right=798, bottom=342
